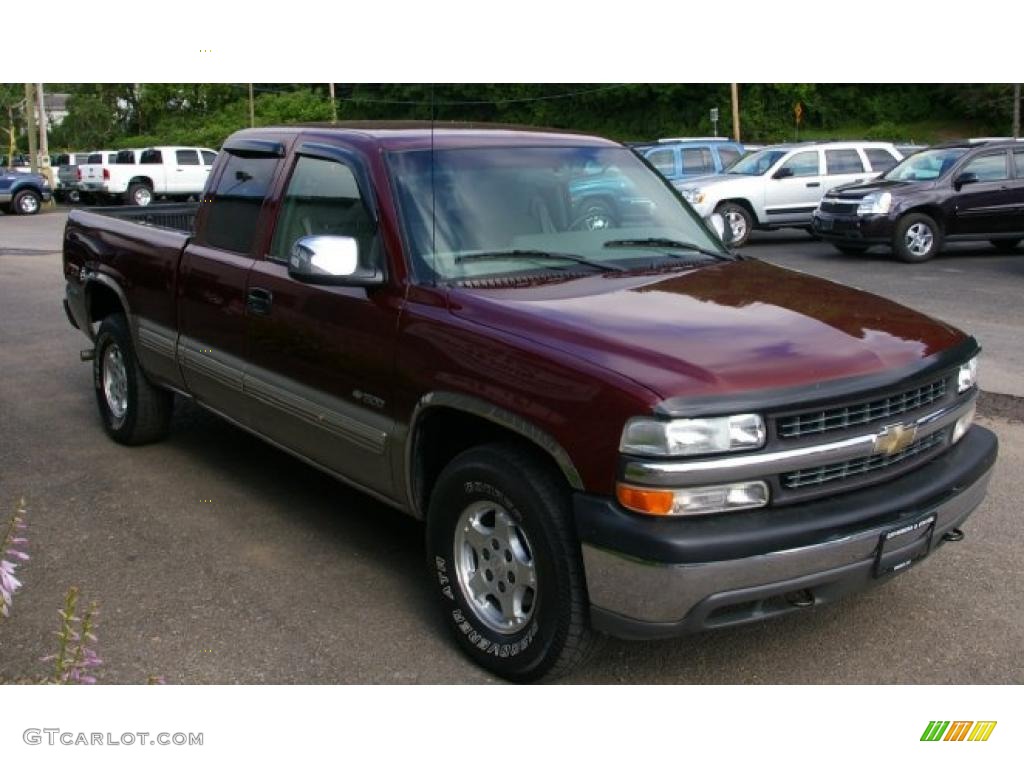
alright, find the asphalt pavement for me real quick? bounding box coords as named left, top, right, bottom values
left=1, top=208, right=1022, bottom=683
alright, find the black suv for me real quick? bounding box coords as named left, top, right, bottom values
left=812, top=141, right=1024, bottom=262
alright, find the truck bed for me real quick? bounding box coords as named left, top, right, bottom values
left=63, top=204, right=198, bottom=340
left=79, top=202, right=199, bottom=233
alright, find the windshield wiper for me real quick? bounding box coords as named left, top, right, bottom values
left=602, top=238, right=730, bottom=261
left=453, top=249, right=624, bottom=273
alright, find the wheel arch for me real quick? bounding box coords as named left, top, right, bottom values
left=128, top=176, right=155, bottom=188
left=84, top=275, right=132, bottom=328
left=405, top=392, right=584, bottom=519
left=716, top=197, right=759, bottom=225
left=900, top=204, right=946, bottom=233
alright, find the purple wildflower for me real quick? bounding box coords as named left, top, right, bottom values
left=46, top=586, right=103, bottom=684
left=0, top=499, right=28, bottom=618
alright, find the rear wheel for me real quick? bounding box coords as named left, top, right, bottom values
left=12, top=189, right=41, bottom=215
left=93, top=314, right=173, bottom=444
left=893, top=213, right=942, bottom=263
left=425, top=443, right=598, bottom=682
left=126, top=183, right=153, bottom=207
left=714, top=202, right=753, bottom=247
left=990, top=239, right=1021, bottom=253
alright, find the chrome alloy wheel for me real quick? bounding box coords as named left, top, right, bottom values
left=18, top=193, right=40, bottom=214
left=134, top=187, right=153, bottom=206
left=904, top=222, right=934, bottom=257
left=724, top=209, right=747, bottom=242
left=453, top=500, right=538, bottom=634
left=102, top=343, right=129, bottom=425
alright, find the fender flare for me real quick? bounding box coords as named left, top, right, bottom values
left=403, top=391, right=585, bottom=516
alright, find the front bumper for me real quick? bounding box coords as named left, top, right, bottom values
left=811, top=210, right=894, bottom=244
left=576, top=425, right=997, bottom=639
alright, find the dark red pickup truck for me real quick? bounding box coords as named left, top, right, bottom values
left=62, top=124, right=997, bottom=681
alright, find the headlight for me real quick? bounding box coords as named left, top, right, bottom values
left=680, top=188, right=705, bottom=205
left=856, top=191, right=892, bottom=216
left=958, top=356, right=979, bottom=393
left=617, top=480, right=769, bottom=516
left=620, top=414, right=765, bottom=457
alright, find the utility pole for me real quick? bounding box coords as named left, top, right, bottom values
left=248, top=83, right=255, bottom=127
left=730, top=83, right=741, bottom=142
left=329, top=83, right=338, bottom=124
left=36, top=83, right=51, bottom=183
left=1013, top=84, right=1021, bottom=140
left=24, top=83, right=38, bottom=173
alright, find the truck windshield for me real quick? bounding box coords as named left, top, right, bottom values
left=388, top=146, right=726, bottom=283
left=726, top=149, right=788, bottom=176
left=882, top=147, right=969, bottom=182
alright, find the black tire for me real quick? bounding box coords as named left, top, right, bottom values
left=990, top=239, right=1021, bottom=253
left=12, top=189, right=42, bottom=216
left=126, top=182, right=153, bottom=207
left=93, top=314, right=173, bottom=445
left=425, top=443, right=599, bottom=682
left=79, top=192, right=96, bottom=205
left=893, top=213, right=942, bottom=263
left=833, top=243, right=870, bottom=256
left=714, top=201, right=754, bottom=247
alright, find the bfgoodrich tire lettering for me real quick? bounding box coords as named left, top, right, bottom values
left=426, top=443, right=598, bottom=682
left=93, top=313, right=173, bottom=445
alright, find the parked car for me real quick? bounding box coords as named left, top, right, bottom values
left=77, top=146, right=217, bottom=206
left=62, top=124, right=996, bottom=681
left=812, top=140, right=1024, bottom=261
left=0, top=167, right=52, bottom=214
left=53, top=152, right=93, bottom=202
left=76, top=150, right=120, bottom=204
left=675, top=141, right=904, bottom=246
left=632, top=137, right=745, bottom=182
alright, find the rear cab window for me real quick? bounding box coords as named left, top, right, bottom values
left=141, top=150, right=163, bottom=165
left=198, top=152, right=280, bottom=254
left=201, top=150, right=217, bottom=166
left=87, top=153, right=102, bottom=164
left=115, top=150, right=136, bottom=164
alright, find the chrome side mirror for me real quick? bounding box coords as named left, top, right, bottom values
left=288, top=235, right=383, bottom=286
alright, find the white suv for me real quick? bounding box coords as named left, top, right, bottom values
left=676, top=141, right=903, bottom=246
left=84, top=145, right=217, bottom=206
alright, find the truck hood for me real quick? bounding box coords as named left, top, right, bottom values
left=827, top=178, right=936, bottom=199
left=673, top=173, right=737, bottom=190
left=448, top=259, right=966, bottom=401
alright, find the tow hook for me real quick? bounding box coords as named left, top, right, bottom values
left=942, top=528, right=965, bottom=543
left=784, top=589, right=815, bottom=608
left=80, top=349, right=95, bottom=362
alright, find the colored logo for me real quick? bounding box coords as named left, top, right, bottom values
left=874, top=423, right=918, bottom=456
left=921, top=721, right=997, bottom=742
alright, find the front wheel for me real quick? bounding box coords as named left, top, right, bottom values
left=714, top=202, right=753, bottom=247
left=893, top=213, right=942, bottom=263
left=93, top=314, right=173, bottom=444
left=426, top=444, right=598, bottom=682
left=12, top=189, right=42, bottom=215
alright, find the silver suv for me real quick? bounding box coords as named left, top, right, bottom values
left=676, top=141, right=903, bottom=246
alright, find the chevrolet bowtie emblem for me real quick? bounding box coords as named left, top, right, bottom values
left=873, top=423, right=918, bottom=456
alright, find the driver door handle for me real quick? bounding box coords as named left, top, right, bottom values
left=806, top=182, right=821, bottom=188
left=247, top=287, right=273, bottom=316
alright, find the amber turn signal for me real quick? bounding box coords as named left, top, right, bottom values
left=616, top=483, right=675, bottom=516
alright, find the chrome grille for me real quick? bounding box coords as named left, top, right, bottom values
left=778, top=378, right=947, bottom=439
left=819, top=199, right=859, bottom=215
left=781, top=430, right=946, bottom=489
